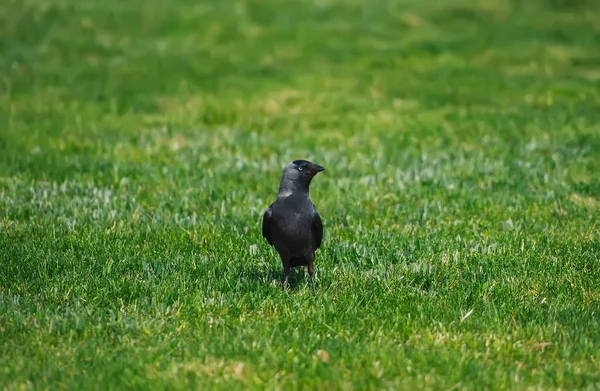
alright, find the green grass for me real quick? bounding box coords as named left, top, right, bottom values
left=1, top=0, right=600, bottom=389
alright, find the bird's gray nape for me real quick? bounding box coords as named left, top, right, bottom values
left=278, top=174, right=307, bottom=197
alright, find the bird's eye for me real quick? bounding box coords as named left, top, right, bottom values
left=298, top=166, right=303, bottom=171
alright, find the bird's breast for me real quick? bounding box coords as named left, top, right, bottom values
left=271, top=211, right=313, bottom=250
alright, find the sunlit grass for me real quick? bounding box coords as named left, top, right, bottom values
left=1, top=0, right=599, bottom=389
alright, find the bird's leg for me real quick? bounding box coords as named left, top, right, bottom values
left=307, top=262, right=316, bottom=297
left=283, top=261, right=291, bottom=290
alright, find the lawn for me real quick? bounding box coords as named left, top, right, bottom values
left=1, top=0, right=599, bottom=389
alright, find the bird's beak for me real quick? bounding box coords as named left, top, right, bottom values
left=313, top=164, right=325, bottom=173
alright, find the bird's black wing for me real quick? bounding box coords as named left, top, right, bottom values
left=312, top=211, right=323, bottom=250
left=262, top=205, right=274, bottom=246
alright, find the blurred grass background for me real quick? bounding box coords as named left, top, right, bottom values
left=1, top=0, right=599, bottom=389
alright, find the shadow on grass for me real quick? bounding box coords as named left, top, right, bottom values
left=239, top=265, right=309, bottom=291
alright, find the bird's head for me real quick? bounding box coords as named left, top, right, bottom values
left=278, top=159, right=325, bottom=196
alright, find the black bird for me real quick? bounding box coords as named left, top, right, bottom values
left=262, top=160, right=325, bottom=294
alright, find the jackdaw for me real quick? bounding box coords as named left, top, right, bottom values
left=262, top=160, right=325, bottom=294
